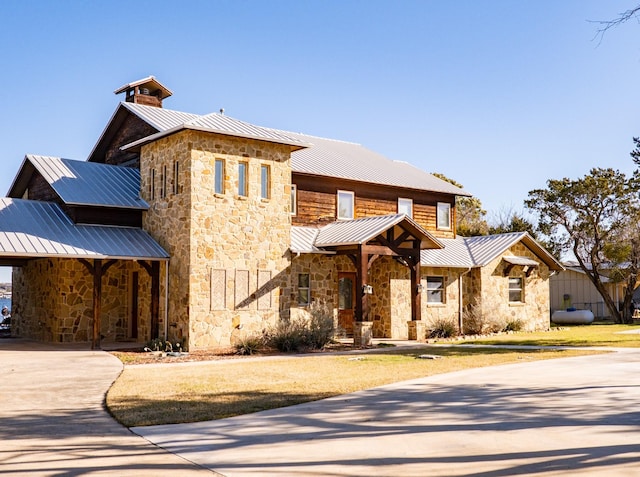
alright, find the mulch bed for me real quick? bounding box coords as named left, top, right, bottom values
left=110, top=342, right=358, bottom=365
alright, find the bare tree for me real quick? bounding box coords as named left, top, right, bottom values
left=592, top=6, right=640, bottom=43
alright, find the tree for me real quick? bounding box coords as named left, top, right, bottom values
left=432, top=173, right=489, bottom=236
left=488, top=207, right=562, bottom=258
left=525, top=167, right=640, bottom=323
left=592, top=6, right=640, bottom=43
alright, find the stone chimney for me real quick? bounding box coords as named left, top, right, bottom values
left=114, top=76, right=173, bottom=108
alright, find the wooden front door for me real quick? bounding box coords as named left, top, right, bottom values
left=338, top=272, right=356, bottom=337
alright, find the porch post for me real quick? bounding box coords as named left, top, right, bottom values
left=151, top=261, right=160, bottom=339
left=92, top=259, right=102, bottom=350
left=355, top=245, right=369, bottom=322
left=410, top=252, right=421, bottom=322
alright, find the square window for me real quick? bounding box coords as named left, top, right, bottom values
left=437, top=202, right=451, bottom=229
left=398, top=198, right=413, bottom=218
left=298, top=273, right=310, bottom=305
left=260, top=165, right=270, bottom=199
left=215, top=159, right=225, bottom=194
left=509, top=277, right=524, bottom=302
left=238, top=162, right=248, bottom=196
left=426, top=276, right=445, bottom=304
left=337, top=190, right=354, bottom=220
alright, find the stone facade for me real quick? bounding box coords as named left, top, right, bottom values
left=140, top=130, right=293, bottom=349
left=12, top=258, right=155, bottom=343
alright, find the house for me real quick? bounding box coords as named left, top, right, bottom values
left=1, top=76, right=563, bottom=349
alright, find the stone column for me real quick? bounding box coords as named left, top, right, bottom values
left=407, top=320, right=427, bottom=342
left=354, top=321, right=373, bottom=347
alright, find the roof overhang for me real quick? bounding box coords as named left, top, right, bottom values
left=114, top=76, right=173, bottom=99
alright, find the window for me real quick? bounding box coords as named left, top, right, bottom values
left=509, top=277, right=524, bottom=303
left=215, top=159, right=225, bottom=194
left=437, top=202, right=451, bottom=229
left=337, top=190, right=354, bottom=220
left=426, top=276, right=445, bottom=304
left=238, top=162, right=248, bottom=196
left=260, top=165, right=270, bottom=199
left=173, top=161, right=180, bottom=194
left=161, top=165, right=167, bottom=198
left=298, top=273, right=310, bottom=305
left=398, top=198, right=413, bottom=218
left=291, top=184, right=297, bottom=216
left=150, top=169, right=155, bottom=200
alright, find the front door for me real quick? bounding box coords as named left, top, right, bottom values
left=338, top=272, right=356, bottom=337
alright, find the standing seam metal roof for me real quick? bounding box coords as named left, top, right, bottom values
left=24, top=155, right=149, bottom=209
left=0, top=198, right=168, bottom=260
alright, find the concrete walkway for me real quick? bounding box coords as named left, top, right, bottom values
left=0, top=338, right=216, bottom=476
left=3, top=338, right=640, bottom=476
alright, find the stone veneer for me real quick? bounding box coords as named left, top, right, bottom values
left=12, top=258, right=155, bottom=343
left=141, top=130, right=293, bottom=349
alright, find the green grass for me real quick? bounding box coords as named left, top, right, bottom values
left=107, top=346, right=597, bottom=427
left=453, top=323, right=640, bottom=347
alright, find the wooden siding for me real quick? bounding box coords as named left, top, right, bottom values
left=292, top=173, right=457, bottom=238
left=103, top=114, right=157, bottom=166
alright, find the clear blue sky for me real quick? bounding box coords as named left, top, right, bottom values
left=0, top=0, right=639, bottom=282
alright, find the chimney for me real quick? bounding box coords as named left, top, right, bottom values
left=114, top=76, right=173, bottom=108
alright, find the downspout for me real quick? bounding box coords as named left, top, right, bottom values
left=164, top=260, right=169, bottom=340
left=458, top=267, right=472, bottom=334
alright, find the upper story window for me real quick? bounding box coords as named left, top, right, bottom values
left=238, top=162, right=248, bottom=197
left=150, top=168, right=156, bottom=200
left=160, top=165, right=167, bottom=199
left=260, top=165, right=270, bottom=199
left=215, top=159, right=225, bottom=194
left=426, top=276, right=445, bottom=304
left=291, top=184, right=297, bottom=216
left=337, top=190, right=354, bottom=220
left=173, top=161, right=180, bottom=194
left=437, top=202, right=451, bottom=230
left=509, top=277, right=524, bottom=303
left=398, top=198, right=413, bottom=218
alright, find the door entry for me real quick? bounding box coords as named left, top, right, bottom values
left=338, top=272, right=356, bottom=337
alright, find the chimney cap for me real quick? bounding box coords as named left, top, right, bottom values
left=114, top=76, right=173, bottom=100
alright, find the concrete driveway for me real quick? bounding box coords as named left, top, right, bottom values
left=0, top=338, right=216, bottom=476
left=3, top=338, right=640, bottom=476
left=134, top=348, right=640, bottom=476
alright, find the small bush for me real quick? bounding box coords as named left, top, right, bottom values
left=145, top=338, right=184, bottom=352
left=428, top=317, right=458, bottom=338
left=504, top=318, right=524, bottom=332
left=462, top=298, right=504, bottom=335
left=234, top=333, right=264, bottom=355
left=264, top=301, right=336, bottom=352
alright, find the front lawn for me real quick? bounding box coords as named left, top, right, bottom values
left=107, top=346, right=596, bottom=427
left=454, top=323, right=640, bottom=348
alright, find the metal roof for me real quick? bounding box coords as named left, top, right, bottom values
left=121, top=102, right=201, bottom=131
left=22, top=155, right=148, bottom=209
left=291, top=227, right=334, bottom=254
left=0, top=198, right=168, bottom=260
left=314, top=214, right=443, bottom=249
left=118, top=104, right=470, bottom=197
left=282, top=131, right=472, bottom=197
left=114, top=76, right=173, bottom=99
left=420, top=237, right=474, bottom=268
left=121, top=108, right=310, bottom=152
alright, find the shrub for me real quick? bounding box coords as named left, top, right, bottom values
left=234, top=333, right=264, bottom=355
left=264, top=301, right=336, bottom=352
left=428, top=317, right=458, bottom=338
left=462, top=298, right=504, bottom=335
left=504, top=318, right=524, bottom=332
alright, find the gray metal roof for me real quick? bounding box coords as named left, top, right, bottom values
left=23, top=155, right=148, bottom=209
left=282, top=131, right=472, bottom=196
left=420, top=231, right=563, bottom=270
left=313, top=214, right=443, bottom=249
left=119, top=104, right=470, bottom=197
left=0, top=198, right=168, bottom=260
left=121, top=102, right=201, bottom=131
left=291, top=227, right=334, bottom=254
left=121, top=107, right=310, bottom=152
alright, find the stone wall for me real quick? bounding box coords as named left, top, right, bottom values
left=141, top=130, right=294, bottom=349
left=12, top=258, right=154, bottom=344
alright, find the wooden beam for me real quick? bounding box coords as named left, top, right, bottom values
left=355, top=245, right=369, bottom=323
left=410, top=254, right=422, bottom=322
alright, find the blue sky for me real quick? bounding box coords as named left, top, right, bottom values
left=0, top=0, right=638, bottom=282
